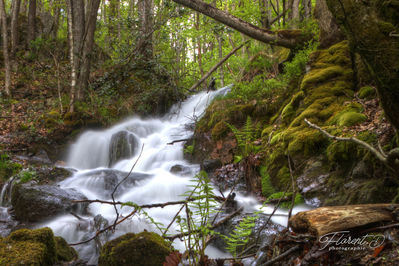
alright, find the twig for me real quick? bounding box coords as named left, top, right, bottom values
left=255, top=184, right=290, bottom=244
left=360, top=223, right=399, bottom=234
left=167, top=138, right=190, bottom=145
left=287, top=154, right=296, bottom=228
left=217, top=253, right=256, bottom=261
left=304, top=118, right=399, bottom=172
left=110, top=144, right=144, bottom=228
left=262, top=245, right=300, bottom=266
left=69, top=208, right=138, bottom=246
left=165, top=207, right=243, bottom=240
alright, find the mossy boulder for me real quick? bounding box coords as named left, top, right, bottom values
left=0, top=228, right=76, bottom=265
left=336, top=111, right=367, bottom=126
left=98, top=231, right=172, bottom=266
left=358, top=86, right=376, bottom=99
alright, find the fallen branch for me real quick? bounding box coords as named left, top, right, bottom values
left=304, top=118, right=399, bottom=173
left=167, top=138, right=190, bottom=145
left=262, top=245, right=300, bottom=266
left=110, top=144, right=144, bottom=228
left=188, top=41, right=249, bottom=92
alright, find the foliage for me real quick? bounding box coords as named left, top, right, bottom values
left=0, top=153, right=22, bottom=182
left=17, top=170, right=37, bottom=184
left=267, top=192, right=304, bottom=209
left=222, top=214, right=258, bottom=258
left=176, top=171, right=218, bottom=265
left=226, top=116, right=260, bottom=162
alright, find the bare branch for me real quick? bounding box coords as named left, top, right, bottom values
left=304, top=119, right=387, bottom=162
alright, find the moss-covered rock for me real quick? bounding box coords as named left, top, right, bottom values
left=55, top=236, right=77, bottom=261
left=0, top=228, right=76, bottom=265
left=358, top=86, right=376, bottom=99
left=98, top=231, right=172, bottom=266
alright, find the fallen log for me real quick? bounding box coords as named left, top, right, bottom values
left=289, top=204, right=399, bottom=237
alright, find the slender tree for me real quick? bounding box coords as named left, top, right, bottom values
left=27, top=0, right=36, bottom=46
left=11, top=0, right=22, bottom=57
left=0, top=0, right=11, bottom=96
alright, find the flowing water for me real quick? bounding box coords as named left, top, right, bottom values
left=31, top=86, right=309, bottom=264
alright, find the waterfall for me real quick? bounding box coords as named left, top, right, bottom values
left=37, top=85, right=308, bottom=264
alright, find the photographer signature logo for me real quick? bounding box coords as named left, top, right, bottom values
left=319, top=231, right=385, bottom=251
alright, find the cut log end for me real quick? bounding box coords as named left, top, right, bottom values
left=289, top=204, right=399, bottom=237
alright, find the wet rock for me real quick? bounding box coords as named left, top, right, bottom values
left=201, top=159, right=222, bottom=174
left=296, top=158, right=329, bottom=207
left=93, top=214, right=110, bottom=251
left=211, top=212, right=284, bottom=253
left=77, top=169, right=151, bottom=197
left=170, top=164, right=191, bottom=176
left=351, top=160, right=372, bottom=179
left=0, top=227, right=76, bottom=265
left=11, top=184, right=88, bottom=222
left=98, top=231, right=172, bottom=266
left=109, top=131, right=138, bottom=167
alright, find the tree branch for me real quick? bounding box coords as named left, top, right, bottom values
left=172, top=0, right=311, bottom=49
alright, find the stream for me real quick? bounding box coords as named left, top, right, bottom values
left=3, top=86, right=309, bottom=264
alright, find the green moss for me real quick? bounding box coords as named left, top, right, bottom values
left=99, top=231, right=172, bottom=266
left=286, top=127, right=327, bottom=156
left=358, top=86, right=376, bottom=99
left=55, top=236, right=77, bottom=262
left=0, top=228, right=64, bottom=266
left=301, top=66, right=346, bottom=90
left=337, top=112, right=367, bottom=126
left=281, top=103, right=295, bottom=123
left=211, top=121, right=229, bottom=140
left=267, top=192, right=304, bottom=208
left=327, top=141, right=357, bottom=163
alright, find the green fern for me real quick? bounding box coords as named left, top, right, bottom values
left=226, top=116, right=258, bottom=159
left=222, top=213, right=258, bottom=257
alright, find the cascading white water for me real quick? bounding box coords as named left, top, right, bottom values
left=37, top=86, right=309, bottom=264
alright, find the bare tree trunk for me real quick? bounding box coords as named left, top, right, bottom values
left=67, top=0, right=76, bottom=112
left=303, top=0, right=312, bottom=18
left=11, top=0, right=22, bottom=57
left=76, top=0, right=101, bottom=99
left=217, top=35, right=224, bottom=87
left=0, top=0, right=10, bottom=96
left=137, top=0, right=154, bottom=60
left=27, top=0, right=36, bottom=46
left=291, top=0, right=300, bottom=21
left=71, top=0, right=85, bottom=99
left=195, top=12, right=204, bottom=77
left=172, top=0, right=311, bottom=49
left=188, top=41, right=249, bottom=92
left=21, top=0, right=28, bottom=15
left=51, top=2, right=60, bottom=39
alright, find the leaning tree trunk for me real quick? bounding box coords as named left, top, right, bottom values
left=172, top=0, right=312, bottom=49
left=326, top=0, right=399, bottom=132
left=0, top=0, right=11, bottom=96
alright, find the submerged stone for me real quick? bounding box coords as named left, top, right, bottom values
left=109, top=130, right=138, bottom=167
